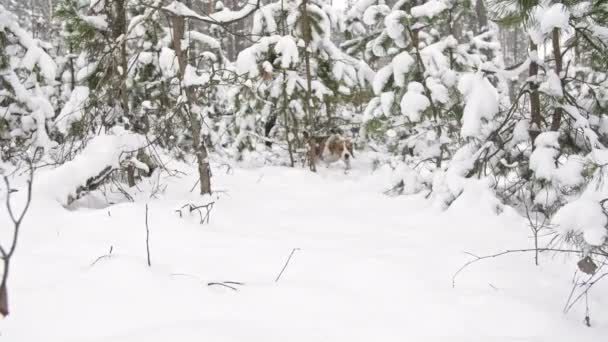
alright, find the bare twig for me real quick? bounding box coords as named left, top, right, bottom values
left=451, top=248, right=600, bottom=288
left=171, top=273, right=244, bottom=291
left=89, top=246, right=114, bottom=267
left=175, top=202, right=214, bottom=224
left=189, top=179, right=200, bottom=193
left=564, top=271, right=608, bottom=314
left=275, top=248, right=300, bottom=283
left=207, top=282, right=238, bottom=291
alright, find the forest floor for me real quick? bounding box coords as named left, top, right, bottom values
left=1, top=154, right=607, bottom=341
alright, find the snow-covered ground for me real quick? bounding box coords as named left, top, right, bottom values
left=1, top=155, right=607, bottom=341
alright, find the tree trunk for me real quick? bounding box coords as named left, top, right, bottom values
left=300, top=0, right=316, bottom=171
left=113, top=0, right=137, bottom=186
left=170, top=13, right=212, bottom=194
left=0, top=259, right=9, bottom=317
left=113, top=0, right=129, bottom=120
left=550, top=27, right=563, bottom=131
left=475, top=0, right=488, bottom=34
left=529, top=40, right=542, bottom=144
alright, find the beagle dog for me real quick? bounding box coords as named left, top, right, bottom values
left=303, top=130, right=354, bottom=171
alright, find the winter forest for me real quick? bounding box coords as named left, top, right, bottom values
left=1, top=0, right=608, bottom=340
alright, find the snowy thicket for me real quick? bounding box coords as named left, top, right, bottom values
left=228, top=0, right=373, bottom=164
left=0, top=0, right=605, bottom=255
left=353, top=0, right=507, bottom=205
left=1, top=0, right=608, bottom=325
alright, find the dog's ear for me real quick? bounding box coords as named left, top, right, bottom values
left=302, top=131, right=310, bottom=140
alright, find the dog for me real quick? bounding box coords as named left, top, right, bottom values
left=302, top=130, right=354, bottom=171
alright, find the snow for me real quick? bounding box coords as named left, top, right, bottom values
left=458, top=73, right=499, bottom=138
left=530, top=132, right=560, bottom=181
left=159, top=47, right=178, bottom=79
left=410, top=0, right=448, bottom=19
left=163, top=1, right=207, bottom=20
left=400, top=82, right=430, bottom=122
left=183, top=65, right=210, bottom=87
left=540, top=3, right=570, bottom=34
left=2, top=0, right=608, bottom=339
left=236, top=47, right=258, bottom=77
left=76, top=61, right=99, bottom=83
left=426, top=77, right=449, bottom=104
left=208, top=1, right=260, bottom=23
left=0, top=6, right=57, bottom=82
left=380, top=91, right=394, bottom=116
left=540, top=70, right=563, bottom=97
left=363, top=97, right=381, bottom=121
left=163, top=0, right=261, bottom=25
left=384, top=10, right=407, bottom=46
left=79, top=14, right=108, bottom=31
left=362, top=5, right=389, bottom=26
left=35, top=128, right=147, bottom=205
left=55, top=86, right=90, bottom=134
left=347, top=0, right=376, bottom=19
left=275, top=36, right=299, bottom=68
left=553, top=198, right=607, bottom=246
left=2, top=70, right=56, bottom=149
left=554, top=156, right=585, bottom=188
left=590, top=24, right=608, bottom=43
left=392, top=51, right=415, bottom=87
left=186, top=31, right=221, bottom=50
left=372, top=64, right=393, bottom=95
left=2, top=158, right=607, bottom=341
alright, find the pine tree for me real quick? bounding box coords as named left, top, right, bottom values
left=357, top=0, right=505, bottom=196
left=482, top=0, right=608, bottom=254
left=233, top=0, right=373, bottom=167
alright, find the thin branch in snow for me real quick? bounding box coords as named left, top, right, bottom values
left=89, top=246, right=114, bottom=268
left=207, top=282, right=238, bottom=291
left=563, top=271, right=608, bottom=315
left=175, top=202, right=214, bottom=224
left=275, top=248, right=300, bottom=283
left=171, top=273, right=243, bottom=290
left=452, top=248, right=606, bottom=288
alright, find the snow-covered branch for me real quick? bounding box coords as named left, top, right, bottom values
left=162, top=0, right=261, bottom=25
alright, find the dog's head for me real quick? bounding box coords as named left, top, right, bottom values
left=327, top=134, right=354, bottom=161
